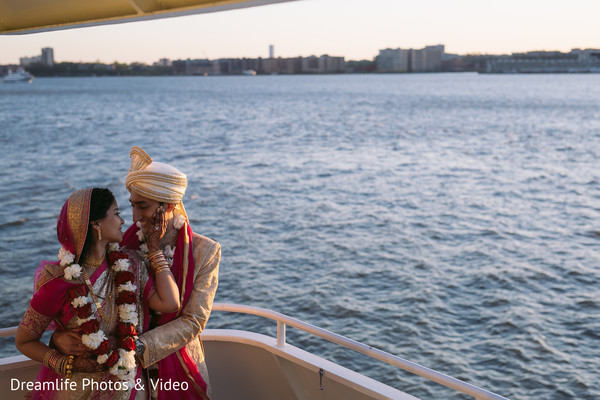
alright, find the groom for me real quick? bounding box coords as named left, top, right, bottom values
left=54, top=147, right=220, bottom=399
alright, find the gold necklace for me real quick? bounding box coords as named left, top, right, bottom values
left=81, top=269, right=114, bottom=326
left=79, top=253, right=106, bottom=268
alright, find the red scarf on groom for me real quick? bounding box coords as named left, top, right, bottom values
left=122, top=222, right=209, bottom=399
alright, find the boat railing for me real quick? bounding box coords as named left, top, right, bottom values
left=211, top=303, right=508, bottom=400
left=0, top=302, right=508, bottom=400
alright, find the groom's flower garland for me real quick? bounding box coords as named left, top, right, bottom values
left=135, top=213, right=186, bottom=262
left=60, top=244, right=138, bottom=384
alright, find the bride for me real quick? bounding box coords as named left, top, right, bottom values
left=15, top=188, right=180, bottom=399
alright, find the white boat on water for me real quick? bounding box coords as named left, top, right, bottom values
left=3, top=68, right=33, bottom=83
left=242, top=69, right=257, bottom=76
left=0, top=303, right=507, bottom=399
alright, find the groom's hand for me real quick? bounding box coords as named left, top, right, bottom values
left=52, top=330, right=90, bottom=357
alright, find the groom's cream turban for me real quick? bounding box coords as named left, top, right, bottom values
left=125, top=146, right=188, bottom=219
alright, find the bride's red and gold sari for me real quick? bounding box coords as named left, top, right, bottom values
left=19, top=189, right=150, bottom=400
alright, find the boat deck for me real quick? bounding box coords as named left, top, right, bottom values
left=0, top=304, right=508, bottom=400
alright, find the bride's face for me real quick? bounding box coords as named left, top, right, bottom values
left=97, top=200, right=125, bottom=243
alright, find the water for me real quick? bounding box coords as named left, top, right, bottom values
left=1, top=73, right=599, bottom=399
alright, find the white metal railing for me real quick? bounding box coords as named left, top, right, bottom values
left=0, top=326, right=17, bottom=337
left=211, top=303, right=509, bottom=400
left=0, top=303, right=509, bottom=400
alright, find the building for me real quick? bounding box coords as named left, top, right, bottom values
left=269, top=45, right=274, bottom=59
left=377, top=48, right=410, bottom=72
left=20, top=47, right=54, bottom=66
left=377, top=45, right=444, bottom=72
left=41, top=47, right=54, bottom=66
left=170, top=53, right=344, bottom=75
left=300, top=55, right=345, bottom=74
left=20, top=55, right=41, bottom=66
left=486, top=49, right=600, bottom=73
left=411, top=45, right=444, bottom=72
left=172, top=59, right=218, bottom=75
left=153, top=58, right=171, bottom=67
left=318, top=55, right=345, bottom=73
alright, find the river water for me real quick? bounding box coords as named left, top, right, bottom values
left=0, top=73, right=599, bottom=399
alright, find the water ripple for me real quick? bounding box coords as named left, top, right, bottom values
left=1, top=74, right=600, bottom=399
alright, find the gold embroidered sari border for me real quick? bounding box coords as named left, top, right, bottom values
left=19, top=305, right=52, bottom=337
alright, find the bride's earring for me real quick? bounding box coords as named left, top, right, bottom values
left=95, top=226, right=102, bottom=241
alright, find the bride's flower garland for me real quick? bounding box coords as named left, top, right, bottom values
left=60, top=244, right=138, bottom=384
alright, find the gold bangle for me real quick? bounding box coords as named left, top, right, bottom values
left=150, top=258, right=168, bottom=272
left=148, top=250, right=164, bottom=261
left=150, top=257, right=166, bottom=268
left=64, top=355, right=74, bottom=378
left=42, top=349, right=59, bottom=368
left=150, top=258, right=167, bottom=269
left=149, top=254, right=165, bottom=262
left=154, top=266, right=171, bottom=275
left=55, top=354, right=66, bottom=376
left=47, top=350, right=62, bottom=372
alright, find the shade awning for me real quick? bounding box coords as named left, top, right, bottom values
left=0, top=0, right=296, bottom=34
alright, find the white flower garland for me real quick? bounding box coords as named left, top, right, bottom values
left=173, top=214, right=186, bottom=230
left=82, top=330, right=107, bottom=349
left=117, top=282, right=136, bottom=293
left=65, top=244, right=139, bottom=383
left=71, top=295, right=90, bottom=308
left=163, top=245, right=175, bottom=259
left=109, top=348, right=137, bottom=383
left=59, top=247, right=75, bottom=266
left=63, top=264, right=82, bottom=281
left=136, top=219, right=180, bottom=265
left=113, top=258, right=130, bottom=272
left=59, top=248, right=81, bottom=281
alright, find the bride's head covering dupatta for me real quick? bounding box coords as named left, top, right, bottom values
left=57, top=188, right=92, bottom=263
left=30, top=189, right=142, bottom=400
left=30, top=189, right=92, bottom=400
left=34, top=188, right=93, bottom=293
left=122, top=147, right=209, bottom=399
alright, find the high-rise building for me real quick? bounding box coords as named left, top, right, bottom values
left=41, top=47, right=54, bottom=66
left=269, top=45, right=274, bottom=59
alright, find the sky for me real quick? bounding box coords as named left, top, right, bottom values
left=0, top=0, right=599, bottom=65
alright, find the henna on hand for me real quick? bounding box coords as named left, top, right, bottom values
left=72, top=357, right=100, bottom=373
left=52, top=330, right=90, bottom=357
left=146, top=206, right=168, bottom=252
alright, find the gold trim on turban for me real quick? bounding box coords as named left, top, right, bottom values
left=125, top=147, right=189, bottom=220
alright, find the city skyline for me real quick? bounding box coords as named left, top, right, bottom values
left=0, top=0, right=599, bottom=65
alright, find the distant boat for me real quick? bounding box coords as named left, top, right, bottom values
left=3, top=68, right=33, bottom=83
left=242, top=69, right=257, bottom=76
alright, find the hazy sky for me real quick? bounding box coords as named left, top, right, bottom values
left=0, top=0, right=598, bottom=64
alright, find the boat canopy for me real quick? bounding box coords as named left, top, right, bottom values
left=0, top=0, right=296, bottom=34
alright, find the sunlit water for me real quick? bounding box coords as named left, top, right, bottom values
left=1, top=73, right=599, bottom=399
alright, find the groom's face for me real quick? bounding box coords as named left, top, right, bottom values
left=128, top=192, right=161, bottom=226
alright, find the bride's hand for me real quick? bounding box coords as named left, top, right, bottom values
left=72, top=356, right=100, bottom=373
left=145, top=206, right=168, bottom=253
left=52, top=330, right=90, bottom=357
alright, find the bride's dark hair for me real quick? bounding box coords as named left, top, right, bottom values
left=81, top=188, right=115, bottom=254
left=89, top=188, right=115, bottom=222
